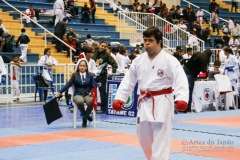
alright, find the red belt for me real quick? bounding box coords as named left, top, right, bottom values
left=138, top=87, right=173, bottom=120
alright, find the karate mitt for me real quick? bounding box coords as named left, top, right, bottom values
left=112, top=99, right=125, bottom=111
left=175, top=100, right=188, bottom=111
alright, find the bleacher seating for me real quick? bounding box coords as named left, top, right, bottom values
left=0, top=0, right=133, bottom=64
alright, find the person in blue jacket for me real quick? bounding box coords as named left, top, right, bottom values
left=56, top=59, right=95, bottom=128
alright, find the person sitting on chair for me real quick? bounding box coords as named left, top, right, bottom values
left=56, top=58, right=95, bottom=128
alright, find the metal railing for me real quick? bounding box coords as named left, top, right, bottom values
left=0, top=63, right=66, bottom=103
left=182, top=0, right=228, bottom=23
left=2, top=0, right=76, bottom=62
left=118, top=11, right=205, bottom=52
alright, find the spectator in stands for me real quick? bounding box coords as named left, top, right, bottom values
left=38, top=48, right=58, bottom=101
left=53, top=0, right=64, bottom=26
left=231, top=0, right=238, bottom=13
left=54, top=18, right=67, bottom=53
left=184, top=49, right=212, bottom=113
left=1, top=34, right=13, bottom=53
left=113, top=1, right=122, bottom=15
left=223, top=47, right=239, bottom=92
left=10, top=55, right=23, bottom=102
left=144, top=0, right=153, bottom=8
left=89, top=0, right=96, bottom=24
left=57, top=59, right=95, bottom=128
left=173, top=46, right=184, bottom=65
left=16, top=28, right=30, bottom=63
left=65, top=36, right=79, bottom=59
left=231, top=21, right=240, bottom=38
left=202, top=26, right=212, bottom=47
left=66, top=28, right=77, bottom=39
left=23, top=5, right=38, bottom=28
left=222, top=23, right=230, bottom=47
left=85, top=34, right=94, bottom=47
left=81, top=2, right=90, bottom=23
left=210, top=9, right=219, bottom=35
left=187, top=8, right=196, bottom=32
left=153, top=0, right=162, bottom=15
left=183, top=47, right=193, bottom=61
left=196, top=7, right=204, bottom=27
left=133, top=0, right=140, bottom=12
left=229, top=36, right=239, bottom=55
left=93, top=41, right=118, bottom=114
left=92, top=41, right=99, bottom=52
left=65, top=0, right=79, bottom=18
left=209, top=0, right=218, bottom=12
left=193, top=21, right=202, bottom=39
left=0, top=19, right=9, bottom=37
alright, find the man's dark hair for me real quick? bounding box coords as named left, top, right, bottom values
left=21, top=28, right=26, bottom=33
left=214, top=60, right=221, bottom=66
left=12, top=54, right=18, bottom=59
left=44, top=48, right=51, bottom=55
left=143, top=26, right=163, bottom=47
left=63, top=18, right=67, bottom=22
left=224, top=47, right=233, bottom=54
left=111, top=48, right=118, bottom=53
left=84, top=46, right=93, bottom=54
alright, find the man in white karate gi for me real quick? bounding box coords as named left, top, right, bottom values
left=53, top=0, right=64, bottom=26
left=112, top=26, right=189, bottom=160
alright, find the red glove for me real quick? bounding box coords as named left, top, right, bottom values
left=112, top=99, right=125, bottom=111
left=175, top=100, right=188, bottom=111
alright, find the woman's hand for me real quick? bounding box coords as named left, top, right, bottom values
left=56, top=92, right=61, bottom=97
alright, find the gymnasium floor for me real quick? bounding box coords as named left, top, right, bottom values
left=0, top=100, right=240, bottom=160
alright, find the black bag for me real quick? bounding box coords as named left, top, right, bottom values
left=34, top=73, right=49, bottom=87
left=43, top=97, right=62, bottom=125
left=1, top=56, right=11, bottom=63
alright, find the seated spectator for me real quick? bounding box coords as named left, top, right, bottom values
left=85, top=34, right=94, bottom=47
left=144, top=0, right=153, bottom=8
left=0, top=19, right=9, bottom=37
left=133, top=0, right=140, bottom=12
left=128, top=48, right=136, bottom=62
left=65, top=0, right=79, bottom=18
left=183, top=47, right=193, bottom=61
left=81, top=2, right=90, bottom=23
left=113, top=1, right=122, bottom=15
left=173, top=46, right=184, bottom=65
left=23, top=5, right=38, bottom=28
left=65, top=36, right=80, bottom=59
left=66, top=28, right=77, bottom=39
left=231, top=20, right=240, bottom=38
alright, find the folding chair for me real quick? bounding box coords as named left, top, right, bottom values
left=72, top=85, right=97, bottom=128
left=214, top=74, right=238, bottom=110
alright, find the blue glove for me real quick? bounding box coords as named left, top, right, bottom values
left=225, top=66, right=234, bottom=72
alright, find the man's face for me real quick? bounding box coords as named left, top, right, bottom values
left=69, top=28, right=73, bottom=33
left=187, top=50, right=193, bottom=55
left=176, top=49, right=182, bottom=55
left=143, top=35, right=160, bottom=55
left=99, top=43, right=107, bottom=52
left=13, top=57, right=19, bottom=63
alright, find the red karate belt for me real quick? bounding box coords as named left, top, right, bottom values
left=138, top=87, right=173, bottom=120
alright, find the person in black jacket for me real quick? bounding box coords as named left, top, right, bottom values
left=56, top=59, right=95, bottom=128
left=16, top=28, right=30, bottom=63
left=81, top=2, right=90, bottom=23
left=173, top=46, right=183, bottom=65
left=209, top=0, right=218, bottom=12
left=183, top=49, right=212, bottom=113
left=54, top=18, right=67, bottom=53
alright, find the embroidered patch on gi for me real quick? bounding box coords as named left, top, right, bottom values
left=204, top=88, right=210, bottom=101
left=157, top=69, right=164, bottom=77
left=137, top=117, right=140, bottom=124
